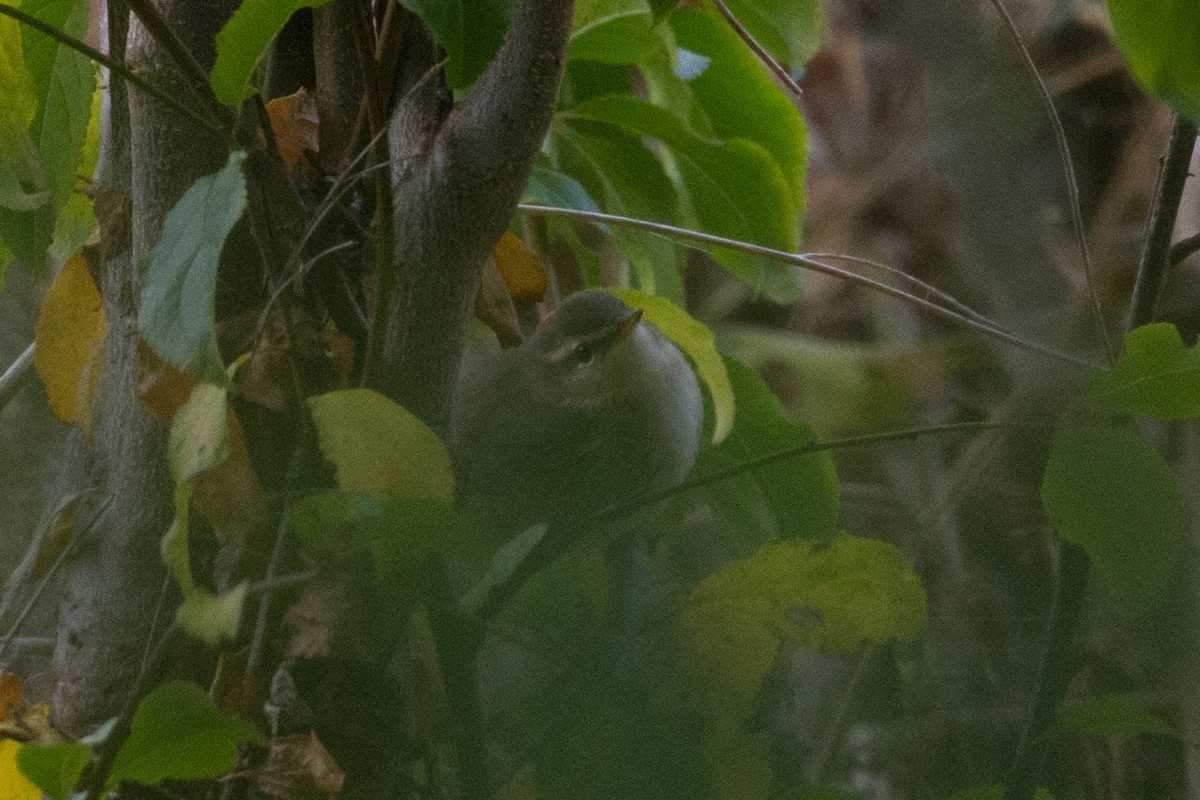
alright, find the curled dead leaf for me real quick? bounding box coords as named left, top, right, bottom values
left=266, top=88, right=320, bottom=177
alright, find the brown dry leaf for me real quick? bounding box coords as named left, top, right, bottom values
left=281, top=581, right=351, bottom=660
left=266, top=88, right=320, bottom=177
left=0, top=673, right=22, bottom=724
left=256, top=733, right=344, bottom=800
left=475, top=254, right=523, bottom=347
left=190, top=410, right=268, bottom=547
left=34, top=252, right=108, bottom=429
left=493, top=232, right=547, bottom=303
left=136, top=339, right=194, bottom=422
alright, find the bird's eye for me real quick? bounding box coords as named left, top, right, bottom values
left=572, top=342, right=595, bottom=365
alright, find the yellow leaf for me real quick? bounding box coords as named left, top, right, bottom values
left=492, top=232, right=547, bottom=303
left=0, top=739, right=40, bottom=800
left=176, top=582, right=248, bottom=648
left=308, top=388, right=454, bottom=502
left=34, top=252, right=107, bottom=428
left=612, top=288, right=733, bottom=442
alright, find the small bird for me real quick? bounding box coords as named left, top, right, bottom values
left=449, top=290, right=704, bottom=541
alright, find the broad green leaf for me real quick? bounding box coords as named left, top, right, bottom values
left=612, top=288, right=733, bottom=442
left=554, top=126, right=683, bottom=301
left=720, top=0, right=824, bottom=69
left=289, top=491, right=470, bottom=579
left=399, top=0, right=511, bottom=89
left=1042, top=426, right=1187, bottom=616
left=1058, top=693, right=1176, bottom=737
left=50, top=77, right=100, bottom=262
left=1106, top=0, right=1200, bottom=120
left=565, top=95, right=799, bottom=300
left=570, top=0, right=659, bottom=65
left=15, top=741, right=89, bottom=800
left=168, top=382, right=230, bottom=484
left=950, top=787, right=1055, bottom=800
left=211, top=0, right=336, bottom=105
left=308, top=388, right=454, bottom=502
left=671, top=8, right=807, bottom=196
left=682, top=532, right=926, bottom=718
left=693, top=357, right=839, bottom=546
left=522, top=162, right=601, bottom=213
left=175, top=581, right=249, bottom=648
left=0, top=7, right=46, bottom=207
left=1088, top=323, right=1200, bottom=419
left=140, top=151, right=247, bottom=384
left=107, top=681, right=264, bottom=789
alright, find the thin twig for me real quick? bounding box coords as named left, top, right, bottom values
left=517, top=204, right=1105, bottom=371
left=1170, top=231, right=1200, bottom=267
left=1129, top=115, right=1199, bottom=328
left=710, top=0, right=803, bottom=105
left=247, top=515, right=290, bottom=671
left=476, top=420, right=1055, bottom=619
left=987, top=0, right=1113, bottom=364
left=123, top=0, right=233, bottom=128
left=0, top=3, right=224, bottom=134
left=0, top=342, right=34, bottom=412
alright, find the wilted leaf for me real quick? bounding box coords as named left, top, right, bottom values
left=682, top=533, right=926, bottom=719
left=265, top=88, right=319, bottom=176
left=1041, top=426, right=1187, bottom=615
left=15, top=741, right=89, bottom=800
left=212, top=0, right=336, bottom=105
left=308, top=389, right=454, bottom=502
left=107, top=680, right=264, bottom=789
left=34, top=252, right=107, bottom=428
left=399, top=0, right=511, bottom=88
left=1087, top=323, right=1200, bottom=419
left=1058, top=694, right=1176, bottom=737
left=613, top=288, right=732, bottom=442
left=255, top=733, right=344, bottom=800
left=0, top=739, right=41, bottom=800
left=1107, top=0, right=1200, bottom=121
left=140, top=151, right=247, bottom=383
left=168, top=383, right=230, bottom=484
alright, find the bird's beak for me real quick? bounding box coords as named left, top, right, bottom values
left=614, top=308, right=643, bottom=344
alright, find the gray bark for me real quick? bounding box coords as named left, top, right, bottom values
left=370, top=0, right=575, bottom=432
left=51, top=0, right=236, bottom=735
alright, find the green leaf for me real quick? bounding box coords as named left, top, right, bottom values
left=1058, top=693, right=1176, bottom=737
left=399, top=0, right=511, bottom=89
left=1087, top=323, right=1200, bottom=419
left=175, top=581, right=249, bottom=648
left=16, top=741, right=89, bottom=800
left=522, top=161, right=601, bottom=213
left=681, top=532, right=927, bottom=718
left=612, top=288, right=733, bottom=442
left=168, top=382, right=230, bottom=484
left=570, top=0, right=659, bottom=65
left=554, top=125, right=683, bottom=301
left=289, top=491, right=470, bottom=580
left=308, top=388, right=455, bottom=502
left=107, top=681, right=264, bottom=789
left=693, top=357, right=840, bottom=546
left=0, top=11, right=48, bottom=214
left=140, top=151, right=247, bottom=383
left=565, top=95, right=799, bottom=300
left=1106, top=0, right=1200, bottom=121
left=670, top=7, right=807, bottom=196
left=211, top=0, right=336, bottom=105
left=1041, top=426, right=1187, bottom=615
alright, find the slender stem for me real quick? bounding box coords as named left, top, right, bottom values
left=710, top=0, right=803, bottom=105
left=123, top=0, right=233, bottom=128
left=518, top=205, right=1104, bottom=371
left=246, top=515, right=290, bottom=671
left=1128, top=115, right=1199, bottom=329
left=1170, top=231, right=1200, bottom=267
left=988, top=0, right=1113, bottom=364
left=476, top=420, right=1054, bottom=619
left=0, top=3, right=223, bottom=135
left=0, top=342, right=34, bottom=412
